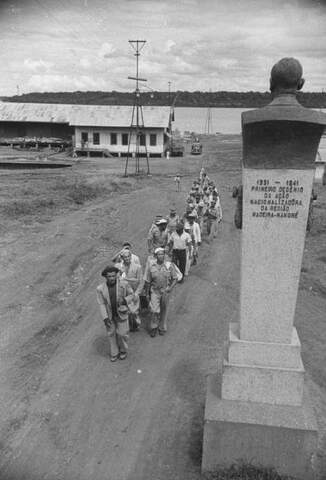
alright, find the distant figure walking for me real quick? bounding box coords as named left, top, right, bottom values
left=174, top=174, right=181, bottom=192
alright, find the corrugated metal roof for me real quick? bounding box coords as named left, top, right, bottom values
left=69, top=105, right=170, bottom=127
left=0, top=102, right=72, bottom=123
left=0, top=102, right=171, bottom=128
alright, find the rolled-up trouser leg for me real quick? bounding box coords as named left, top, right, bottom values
left=116, top=319, right=129, bottom=353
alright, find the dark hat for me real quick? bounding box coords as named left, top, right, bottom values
left=101, top=265, right=120, bottom=277
left=170, top=207, right=177, bottom=212
left=122, top=241, right=132, bottom=248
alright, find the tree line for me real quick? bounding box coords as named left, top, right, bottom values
left=1, top=91, right=326, bottom=108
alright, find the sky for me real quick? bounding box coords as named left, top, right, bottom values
left=0, top=0, right=325, bottom=95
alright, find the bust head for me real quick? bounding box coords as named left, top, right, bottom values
left=270, top=57, right=305, bottom=95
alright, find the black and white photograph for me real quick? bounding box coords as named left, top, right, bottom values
left=0, top=1, right=326, bottom=479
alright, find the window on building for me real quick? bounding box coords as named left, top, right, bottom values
left=110, top=133, right=117, bottom=145
left=93, top=132, right=100, bottom=145
left=81, top=131, right=88, bottom=144
left=139, top=133, right=146, bottom=146
left=150, top=134, right=157, bottom=146
left=122, top=133, right=129, bottom=146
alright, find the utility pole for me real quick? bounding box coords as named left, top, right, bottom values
left=124, top=40, right=150, bottom=177
left=204, top=89, right=212, bottom=134
left=168, top=81, right=171, bottom=104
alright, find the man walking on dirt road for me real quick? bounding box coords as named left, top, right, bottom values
left=96, top=265, right=134, bottom=362
left=144, top=247, right=178, bottom=337
left=167, top=223, right=192, bottom=279
left=116, top=249, right=144, bottom=332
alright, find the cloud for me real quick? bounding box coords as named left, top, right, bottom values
left=98, top=42, right=116, bottom=59
left=27, top=74, right=108, bottom=92
left=23, top=58, right=53, bottom=72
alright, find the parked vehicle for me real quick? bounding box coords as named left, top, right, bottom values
left=191, top=138, right=202, bottom=155
left=169, top=137, right=184, bottom=157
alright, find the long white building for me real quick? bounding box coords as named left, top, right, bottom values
left=0, top=102, right=172, bottom=157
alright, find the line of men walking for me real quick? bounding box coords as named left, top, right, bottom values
left=96, top=169, right=222, bottom=362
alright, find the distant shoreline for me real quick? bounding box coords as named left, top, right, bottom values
left=1, top=91, right=326, bottom=109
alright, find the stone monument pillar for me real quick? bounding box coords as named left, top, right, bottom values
left=202, top=58, right=326, bottom=479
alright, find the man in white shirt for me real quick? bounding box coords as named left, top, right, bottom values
left=168, top=222, right=192, bottom=280
left=115, top=249, right=143, bottom=331
left=184, top=213, right=201, bottom=265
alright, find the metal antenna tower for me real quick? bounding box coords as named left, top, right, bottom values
left=204, top=89, right=213, bottom=134
left=124, top=40, right=150, bottom=176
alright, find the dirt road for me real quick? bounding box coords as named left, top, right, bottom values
left=1, top=137, right=326, bottom=480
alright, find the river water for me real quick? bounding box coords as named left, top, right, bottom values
left=173, top=107, right=326, bottom=135
left=173, top=107, right=250, bottom=135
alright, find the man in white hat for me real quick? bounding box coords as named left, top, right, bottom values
left=144, top=247, right=178, bottom=337
left=147, top=217, right=169, bottom=255
left=166, top=207, right=180, bottom=235
left=96, top=265, right=134, bottom=361
left=116, top=249, right=144, bottom=331
left=184, top=212, right=201, bottom=265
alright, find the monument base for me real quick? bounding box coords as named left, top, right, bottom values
left=202, top=374, right=318, bottom=480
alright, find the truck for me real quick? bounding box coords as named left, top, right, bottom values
left=169, top=136, right=185, bottom=157
left=191, top=138, right=203, bottom=155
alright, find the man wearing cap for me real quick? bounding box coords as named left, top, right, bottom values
left=166, top=207, right=180, bottom=235
left=96, top=265, right=134, bottom=362
left=184, top=213, right=201, bottom=265
left=116, top=249, right=144, bottom=331
left=196, top=198, right=207, bottom=232
left=147, top=217, right=169, bottom=255
left=167, top=222, right=192, bottom=279
left=205, top=198, right=222, bottom=241
left=144, top=247, right=178, bottom=337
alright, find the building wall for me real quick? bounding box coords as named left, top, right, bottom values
left=74, top=126, right=167, bottom=154
left=0, top=121, right=73, bottom=139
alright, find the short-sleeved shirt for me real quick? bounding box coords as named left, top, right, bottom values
left=169, top=231, right=192, bottom=250
left=144, top=261, right=177, bottom=293
left=148, top=225, right=168, bottom=251
left=117, top=260, right=143, bottom=294
left=166, top=214, right=180, bottom=233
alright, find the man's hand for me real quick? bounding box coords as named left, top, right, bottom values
left=103, top=317, right=111, bottom=328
